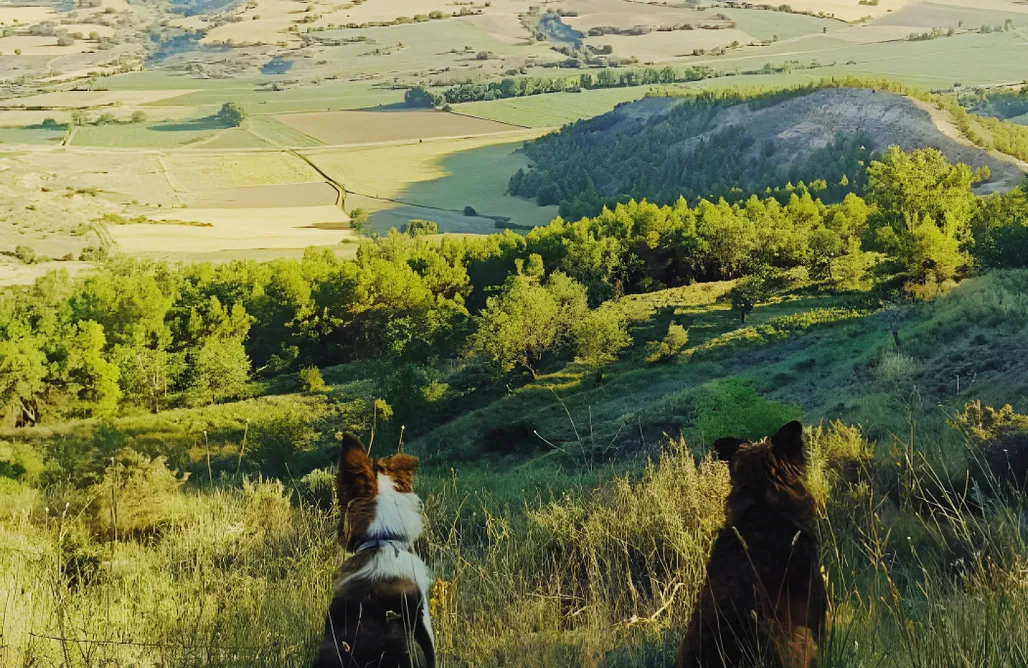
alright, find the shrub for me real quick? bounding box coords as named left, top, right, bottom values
left=14, top=245, right=35, bottom=264
left=296, top=467, right=335, bottom=510
left=645, top=321, right=689, bottom=364
left=89, top=448, right=189, bottom=540
left=690, top=378, right=801, bottom=444
left=299, top=366, right=328, bottom=393
left=249, top=405, right=322, bottom=477
left=0, top=440, right=45, bottom=483
left=463, top=205, right=477, bottom=216
left=130, top=110, right=147, bottom=123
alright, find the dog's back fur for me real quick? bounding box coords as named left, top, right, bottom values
left=313, top=434, right=435, bottom=668
left=679, top=421, right=826, bottom=668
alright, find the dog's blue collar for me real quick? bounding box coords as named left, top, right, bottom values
left=353, top=538, right=409, bottom=555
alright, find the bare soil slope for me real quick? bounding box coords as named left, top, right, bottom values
left=599, top=88, right=1025, bottom=192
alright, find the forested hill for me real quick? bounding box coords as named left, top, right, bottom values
left=509, top=87, right=1025, bottom=220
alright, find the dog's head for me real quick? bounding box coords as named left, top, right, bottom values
left=335, top=433, right=424, bottom=551
left=714, top=421, right=814, bottom=524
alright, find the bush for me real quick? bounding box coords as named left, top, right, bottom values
left=463, top=205, right=477, bottom=217
left=40, top=117, right=62, bottom=130
left=130, top=110, right=147, bottom=124
left=14, top=245, right=35, bottom=264
left=645, top=321, right=689, bottom=364
left=296, top=467, right=335, bottom=510
left=249, top=405, right=322, bottom=477
left=690, top=378, right=801, bottom=444
left=89, top=448, right=189, bottom=540
left=0, top=440, right=45, bottom=483
left=299, top=366, right=329, bottom=393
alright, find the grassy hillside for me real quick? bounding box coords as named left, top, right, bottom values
left=3, top=270, right=1027, bottom=666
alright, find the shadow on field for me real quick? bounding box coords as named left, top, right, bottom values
left=151, top=116, right=228, bottom=132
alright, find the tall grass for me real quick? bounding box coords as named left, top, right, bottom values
left=3, top=416, right=1027, bottom=667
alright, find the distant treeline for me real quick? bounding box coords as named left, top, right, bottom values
left=436, top=60, right=826, bottom=105
left=1, top=147, right=1025, bottom=429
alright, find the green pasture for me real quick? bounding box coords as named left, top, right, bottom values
left=722, top=6, right=842, bottom=42
left=454, top=87, right=653, bottom=127
left=154, top=80, right=404, bottom=114
left=69, top=119, right=224, bottom=148
left=198, top=128, right=273, bottom=149
left=386, top=140, right=559, bottom=231
left=0, top=127, right=65, bottom=145
left=246, top=115, right=323, bottom=147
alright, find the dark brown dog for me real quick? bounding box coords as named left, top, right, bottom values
left=312, top=434, right=435, bottom=668
left=679, top=421, right=826, bottom=668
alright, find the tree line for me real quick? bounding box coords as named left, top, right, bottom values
left=0, top=148, right=1024, bottom=428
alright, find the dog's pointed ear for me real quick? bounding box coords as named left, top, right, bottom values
left=336, top=433, right=375, bottom=509
left=714, top=437, right=745, bottom=462
left=377, top=454, right=419, bottom=492
left=771, top=421, right=805, bottom=461
left=378, top=454, right=419, bottom=472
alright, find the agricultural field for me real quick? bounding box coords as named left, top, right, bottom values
left=109, top=205, right=354, bottom=260
left=454, top=86, right=655, bottom=126
left=0, top=0, right=1025, bottom=280
left=303, top=129, right=558, bottom=232
left=275, top=109, right=520, bottom=145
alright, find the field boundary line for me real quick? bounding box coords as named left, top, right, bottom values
left=155, top=154, right=186, bottom=207
left=343, top=188, right=517, bottom=225
left=289, top=150, right=344, bottom=207
left=446, top=109, right=532, bottom=130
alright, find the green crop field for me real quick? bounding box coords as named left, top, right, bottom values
left=304, top=130, right=555, bottom=231
left=154, top=80, right=405, bottom=114
left=721, top=6, right=841, bottom=42
left=246, top=115, right=323, bottom=148
left=197, top=128, right=273, bottom=149
left=454, top=87, right=654, bottom=127
left=69, top=121, right=223, bottom=148
left=0, top=127, right=65, bottom=145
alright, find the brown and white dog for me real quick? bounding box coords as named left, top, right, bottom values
left=313, top=434, right=435, bottom=668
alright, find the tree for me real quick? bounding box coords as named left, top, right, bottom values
left=725, top=275, right=770, bottom=324
left=404, top=86, right=440, bottom=108
left=808, top=227, right=845, bottom=280
left=463, top=205, right=478, bottom=217
left=64, top=320, right=121, bottom=414
left=40, top=117, right=62, bottom=130
left=112, top=344, right=183, bottom=413
left=186, top=337, right=251, bottom=405
left=404, top=219, right=438, bottom=237
left=349, top=207, right=370, bottom=233
left=216, top=102, right=246, bottom=127
left=572, top=305, right=631, bottom=366
left=470, top=273, right=569, bottom=377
